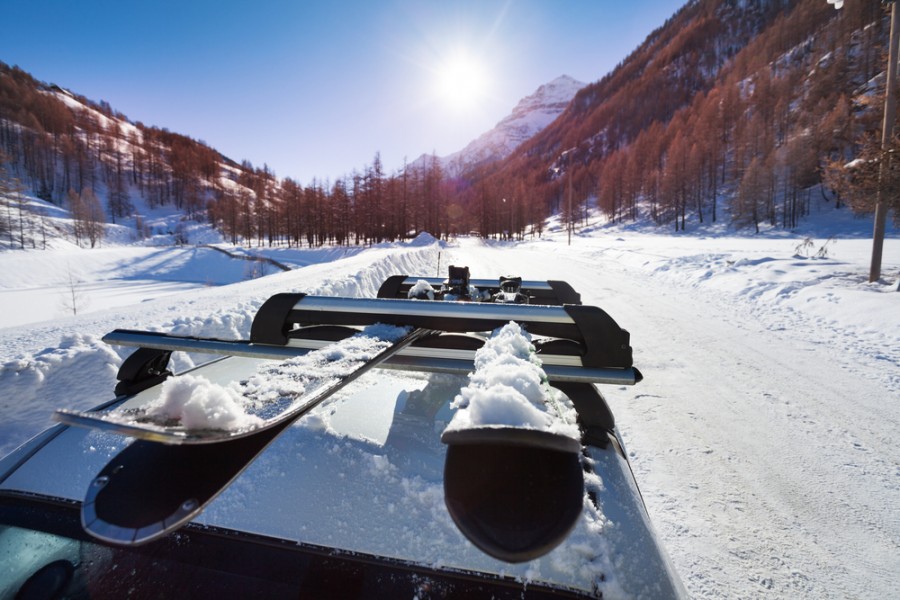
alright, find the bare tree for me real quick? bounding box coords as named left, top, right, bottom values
left=69, top=187, right=105, bottom=248
left=13, top=177, right=27, bottom=248
left=0, top=153, right=13, bottom=244
left=60, top=265, right=88, bottom=316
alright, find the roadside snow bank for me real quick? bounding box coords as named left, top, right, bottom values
left=0, top=237, right=443, bottom=453
left=0, top=334, right=121, bottom=453
left=653, top=252, right=899, bottom=392
left=579, top=236, right=900, bottom=395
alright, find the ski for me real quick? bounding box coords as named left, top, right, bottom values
left=81, top=419, right=288, bottom=545
left=439, top=322, right=585, bottom=563
left=55, top=325, right=435, bottom=445
left=75, top=325, right=435, bottom=546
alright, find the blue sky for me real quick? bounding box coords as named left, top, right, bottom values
left=1, top=0, right=686, bottom=183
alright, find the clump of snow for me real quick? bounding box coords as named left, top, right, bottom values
left=143, top=374, right=263, bottom=430
left=445, top=322, right=580, bottom=439
left=407, top=279, right=435, bottom=300
left=407, top=231, right=439, bottom=247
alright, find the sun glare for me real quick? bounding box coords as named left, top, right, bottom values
left=435, top=51, right=488, bottom=112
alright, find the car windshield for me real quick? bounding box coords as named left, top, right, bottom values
left=0, top=361, right=612, bottom=597
left=0, top=509, right=590, bottom=599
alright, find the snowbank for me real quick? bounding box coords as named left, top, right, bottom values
left=0, top=236, right=443, bottom=452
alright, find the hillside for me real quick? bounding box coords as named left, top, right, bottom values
left=0, top=63, right=587, bottom=250
left=449, top=0, right=893, bottom=237
left=0, top=57, right=466, bottom=248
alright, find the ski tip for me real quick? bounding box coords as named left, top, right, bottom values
left=79, top=441, right=211, bottom=546
left=81, top=475, right=201, bottom=546
left=81, top=467, right=202, bottom=546
left=52, top=408, right=196, bottom=445
left=441, top=427, right=584, bottom=563
left=51, top=408, right=83, bottom=425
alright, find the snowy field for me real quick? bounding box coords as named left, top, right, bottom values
left=0, top=211, right=898, bottom=599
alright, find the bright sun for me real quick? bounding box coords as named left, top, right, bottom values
left=435, top=51, right=488, bottom=111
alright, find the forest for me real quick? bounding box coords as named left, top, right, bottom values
left=465, top=0, right=892, bottom=237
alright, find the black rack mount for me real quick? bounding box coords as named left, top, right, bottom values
left=377, top=273, right=582, bottom=305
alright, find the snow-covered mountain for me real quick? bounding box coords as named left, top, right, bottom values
left=413, top=75, right=585, bottom=176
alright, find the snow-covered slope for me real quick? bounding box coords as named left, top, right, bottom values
left=0, top=210, right=898, bottom=598
left=414, top=75, right=585, bottom=176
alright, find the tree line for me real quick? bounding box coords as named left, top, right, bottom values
left=0, top=61, right=459, bottom=248
left=208, top=153, right=450, bottom=247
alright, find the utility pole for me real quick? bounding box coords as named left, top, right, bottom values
left=825, top=0, right=895, bottom=282
left=562, top=149, right=574, bottom=246
left=567, top=166, right=573, bottom=246
left=872, top=1, right=899, bottom=282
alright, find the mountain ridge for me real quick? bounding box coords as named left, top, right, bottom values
left=411, top=74, right=585, bottom=176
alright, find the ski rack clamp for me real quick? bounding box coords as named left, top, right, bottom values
left=377, top=275, right=581, bottom=306
left=114, top=347, right=173, bottom=397
left=251, top=292, right=307, bottom=345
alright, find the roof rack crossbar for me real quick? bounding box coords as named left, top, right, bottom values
left=100, top=329, right=640, bottom=385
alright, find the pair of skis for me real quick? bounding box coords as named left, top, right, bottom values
left=54, top=325, right=436, bottom=546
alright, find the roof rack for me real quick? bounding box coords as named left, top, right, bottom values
left=71, top=269, right=643, bottom=562
left=103, top=271, right=641, bottom=392
left=253, top=293, right=632, bottom=366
